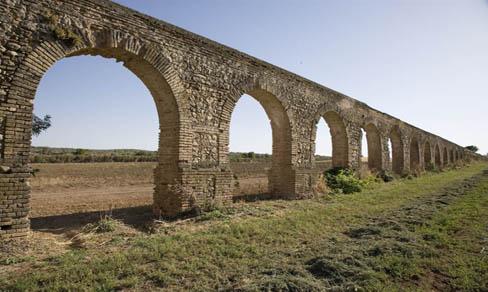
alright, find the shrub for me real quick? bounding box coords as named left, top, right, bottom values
left=324, top=167, right=367, bottom=194
left=74, top=148, right=87, bottom=155
left=425, top=162, right=436, bottom=172
left=82, top=214, right=121, bottom=233
left=380, top=170, right=395, bottom=182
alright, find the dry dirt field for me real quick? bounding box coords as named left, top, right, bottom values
left=30, top=162, right=270, bottom=218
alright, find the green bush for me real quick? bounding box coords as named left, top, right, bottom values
left=425, top=162, right=434, bottom=171
left=324, top=167, right=367, bottom=194
left=74, top=148, right=87, bottom=155
left=380, top=171, right=395, bottom=182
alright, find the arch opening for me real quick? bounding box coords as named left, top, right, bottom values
left=229, top=94, right=272, bottom=199
left=389, top=127, right=404, bottom=174
left=322, top=111, right=349, bottom=168
left=362, top=123, right=382, bottom=172
left=314, top=117, right=333, bottom=171
left=423, top=141, right=432, bottom=169
left=443, top=147, right=449, bottom=165
left=387, top=139, right=393, bottom=167
left=410, top=136, right=420, bottom=171
left=15, top=43, right=183, bottom=221
left=435, top=144, right=441, bottom=167
left=228, top=89, right=293, bottom=198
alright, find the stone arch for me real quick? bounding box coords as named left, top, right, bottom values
left=362, top=123, right=382, bottom=171
left=450, top=149, right=454, bottom=163
left=221, top=78, right=295, bottom=197
left=424, top=141, right=432, bottom=167
left=434, top=143, right=442, bottom=167
left=410, top=136, right=420, bottom=170
left=311, top=106, right=349, bottom=168
left=6, top=31, right=189, bottom=217
left=389, top=126, right=404, bottom=174
left=443, top=147, right=449, bottom=165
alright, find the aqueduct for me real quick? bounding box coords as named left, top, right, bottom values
left=0, top=0, right=483, bottom=239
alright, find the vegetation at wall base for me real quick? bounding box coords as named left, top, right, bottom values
left=323, top=167, right=382, bottom=194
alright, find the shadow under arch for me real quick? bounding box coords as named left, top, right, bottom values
left=389, top=126, right=404, bottom=174
left=443, top=147, right=449, bottom=165
left=424, top=141, right=432, bottom=167
left=8, top=33, right=188, bottom=218
left=435, top=143, right=441, bottom=167
left=362, top=123, right=382, bottom=171
left=410, top=136, right=420, bottom=170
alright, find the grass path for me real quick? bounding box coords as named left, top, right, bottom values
left=2, top=163, right=488, bottom=291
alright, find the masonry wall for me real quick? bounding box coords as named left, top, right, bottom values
left=0, top=0, right=483, bottom=239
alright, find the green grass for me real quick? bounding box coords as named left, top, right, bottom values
left=2, top=163, right=488, bottom=291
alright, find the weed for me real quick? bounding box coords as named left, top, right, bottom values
left=43, top=9, right=83, bottom=47
left=425, top=162, right=436, bottom=172
left=324, top=167, right=367, bottom=194
left=1, top=256, right=35, bottom=266
left=81, top=213, right=121, bottom=233
left=195, top=210, right=228, bottom=222
left=377, top=255, right=423, bottom=280
left=380, top=170, right=396, bottom=182
left=311, top=173, right=331, bottom=197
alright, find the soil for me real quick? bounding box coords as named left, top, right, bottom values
left=31, top=177, right=267, bottom=216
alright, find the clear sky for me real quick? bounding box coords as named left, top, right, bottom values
left=33, top=0, right=488, bottom=156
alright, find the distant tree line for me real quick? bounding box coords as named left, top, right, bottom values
left=31, top=147, right=333, bottom=164
left=30, top=114, right=335, bottom=163
left=30, top=147, right=158, bottom=163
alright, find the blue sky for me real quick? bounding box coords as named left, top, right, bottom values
left=33, top=0, right=488, bottom=155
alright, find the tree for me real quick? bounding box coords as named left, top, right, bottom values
left=74, top=148, right=87, bottom=155
left=465, top=145, right=479, bottom=153
left=32, top=114, right=52, bottom=136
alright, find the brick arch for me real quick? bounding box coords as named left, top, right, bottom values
left=220, top=76, right=295, bottom=197
left=7, top=30, right=190, bottom=217
left=409, top=136, right=420, bottom=170
left=362, top=122, right=382, bottom=171
left=389, top=126, right=404, bottom=174
left=434, top=143, right=442, bottom=167
left=424, top=140, right=432, bottom=167
left=312, top=105, right=349, bottom=168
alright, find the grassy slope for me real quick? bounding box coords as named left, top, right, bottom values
left=3, top=163, right=488, bottom=291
